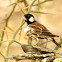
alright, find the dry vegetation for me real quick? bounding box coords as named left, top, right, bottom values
left=0, top=0, right=62, bottom=62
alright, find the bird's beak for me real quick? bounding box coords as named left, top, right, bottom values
left=23, top=16, right=26, bottom=21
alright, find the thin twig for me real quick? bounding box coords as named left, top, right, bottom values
left=0, top=39, right=21, bottom=45
left=5, top=27, right=8, bottom=40
left=23, top=0, right=53, bottom=11
left=27, top=0, right=36, bottom=14
left=1, top=4, right=17, bottom=62
left=4, top=42, right=10, bottom=62
left=30, top=11, right=54, bottom=14
left=13, top=19, right=25, bottom=39
left=13, top=0, right=36, bottom=39
left=7, top=26, right=14, bottom=32
left=33, top=0, right=47, bottom=6
left=33, top=0, right=53, bottom=6
left=1, top=4, right=16, bottom=41
left=23, top=0, right=28, bottom=7
left=0, top=52, right=7, bottom=62
left=23, top=0, right=28, bottom=11
left=4, top=40, right=22, bottom=62
left=9, top=0, right=23, bottom=6
left=15, top=0, right=25, bottom=14
left=0, top=5, right=16, bottom=62
left=19, top=30, right=21, bottom=41
left=14, top=40, right=22, bottom=45
left=12, top=0, right=26, bottom=39
left=38, top=0, right=40, bottom=11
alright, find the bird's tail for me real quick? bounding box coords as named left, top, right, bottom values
left=52, top=38, right=61, bottom=47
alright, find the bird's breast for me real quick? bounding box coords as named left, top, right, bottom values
left=24, top=26, right=30, bottom=34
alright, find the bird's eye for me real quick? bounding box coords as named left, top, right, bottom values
left=29, top=17, right=34, bottom=22
left=23, top=16, right=26, bottom=21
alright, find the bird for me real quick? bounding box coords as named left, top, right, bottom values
left=23, top=14, right=61, bottom=47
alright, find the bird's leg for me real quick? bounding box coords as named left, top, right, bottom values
left=28, top=37, right=39, bottom=46
left=28, top=37, right=32, bottom=45
left=28, top=37, right=30, bottom=45
left=35, top=38, right=39, bottom=46
left=46, top=38, right=51, bottom=48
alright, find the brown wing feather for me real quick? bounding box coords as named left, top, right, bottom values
left=28, top=22, right=59, bottom=38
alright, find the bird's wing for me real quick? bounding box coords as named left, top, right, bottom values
left=28, top=22, right=59, bottom=38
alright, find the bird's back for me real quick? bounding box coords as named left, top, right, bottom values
left=28, top=22, right=59, bottom=38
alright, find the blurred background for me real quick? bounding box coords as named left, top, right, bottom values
left=0, top=0, right=62, bottom=62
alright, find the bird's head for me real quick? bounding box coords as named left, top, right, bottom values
left=23, top=14, right=36, bottom=24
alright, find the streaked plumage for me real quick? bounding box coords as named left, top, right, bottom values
left=23, top=14, right=61, bottom=47
left=24, top=22, right=59, bottom=38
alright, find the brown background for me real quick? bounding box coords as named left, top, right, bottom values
left=0, top=0, right=62, bottom=62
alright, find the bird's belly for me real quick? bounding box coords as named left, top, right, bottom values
left=24, top=27, right=31, bottom=34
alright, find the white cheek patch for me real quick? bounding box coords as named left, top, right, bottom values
left=29, top=17, right=34, bottom=22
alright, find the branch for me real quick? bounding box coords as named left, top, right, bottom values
left=6, top=52, right=54, bottom=60
left=6, top=45, right=62, bottom=61
left=21, top=45, right=62, bottom=58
